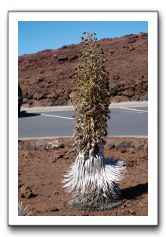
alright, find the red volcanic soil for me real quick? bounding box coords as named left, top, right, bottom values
left=18, top=137, right=148, bottom=216
left=18, top=33, right=148, bottom=107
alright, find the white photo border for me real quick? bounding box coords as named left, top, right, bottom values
left=8, top=11, right=158, bottom=226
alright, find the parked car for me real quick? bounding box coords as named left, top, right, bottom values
left=18, top=84, right=23, bottom=116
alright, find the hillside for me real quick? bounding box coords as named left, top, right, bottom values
left=18, top=33, right=148, bottom=107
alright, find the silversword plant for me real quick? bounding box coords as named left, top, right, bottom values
left=63, top=32, right=125, bottom=210
left=18, top=202, right=31, bottom=216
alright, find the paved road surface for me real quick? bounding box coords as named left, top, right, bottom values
left=18, top=104, right=148, bottom=138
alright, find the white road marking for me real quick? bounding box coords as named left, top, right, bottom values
left=112, top=109, right=143, bottom=113
left=41, top=113, right=74, bottom=120
left=41, top=107, right=148, bottom=120
left=119, top=107, right=148, bottom=113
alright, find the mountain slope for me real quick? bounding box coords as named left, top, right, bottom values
left=18, top=33, right=148, bottom=107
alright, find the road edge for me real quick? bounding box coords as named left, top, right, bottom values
left=21, top=101, right=148, bottom=113
left=19, top=135, right=148, bottom=141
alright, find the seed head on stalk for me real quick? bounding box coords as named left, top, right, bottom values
left=63, top=32, right=125, bottom=210
left=75, top=32, right=110, bottom=156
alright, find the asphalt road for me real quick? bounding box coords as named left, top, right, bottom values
left=18, top=105, right=148, bottom=138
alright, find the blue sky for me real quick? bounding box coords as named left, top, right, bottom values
left=18, top=21, right=148, bottom=56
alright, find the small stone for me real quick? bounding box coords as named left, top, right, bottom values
left=36, top=140, right=48, bottom=149
left=129, top=47, right=135, bottom=51
left=48, top=140, right=65, bottom=149
left=24, top=143, right=32, bottom=150
left=122, top=88, right=135, bottom=97
left=109, top=143, right=115, bottom=150
left=69, top=91, right=76, bottom=100
left=29, top=101, right=33, bottom=105
left=144, top=143, right=148, bottom=151
left=127, top=38, right=136, bottom=44
left=68, top=55, right=78, bottom=61
left=134, top=140, right=146, bottom=149
left=52, top=154, right=64, bottom=163
left=57, top=55, right=68, bottom=61
left=18, top=140, right=24, bottom=150
left=23, top=98, right=28, bottom=103
left=47, top=80, right=53, bottom=84
left=18, top=180, right=23, bottom=188
left=122, top=45, right=129, bottom=49
left=127, top=160, right=135, bottom=167
left=64, top=157, right=69, bottom=160
left=38, top=77, right=44, bottom=83
left=120, top=147, right=126, bottom=153
left=130, top=209, right=136, bottom=215
left=46, top=93, right=52, bottom=98
left=115, top=141, right=133, bottom=149
left=140, top=155, right=147, bottom=160
left=50, top=208, right=59, bottom=212
left=125, top=200, right=130, bottom=205
left=21, top=186, right=36, bottom=199
left=59, top=143, right=65, bottom=148
left=134, top=143, right=144, bottom=149
left=24, top=151, right=30, bottom=159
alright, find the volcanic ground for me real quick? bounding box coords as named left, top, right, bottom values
left=18, top=137, right=148, bottom=216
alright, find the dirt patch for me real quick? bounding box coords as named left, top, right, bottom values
left=18, top=137, right=148, bottom=216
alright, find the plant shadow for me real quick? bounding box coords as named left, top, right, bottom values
left=121, top=182, right=148, bottom=200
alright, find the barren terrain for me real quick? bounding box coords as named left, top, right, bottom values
left=18, top=33, right=148, bottom=107
left=18, top=137, right=148, bottom=216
